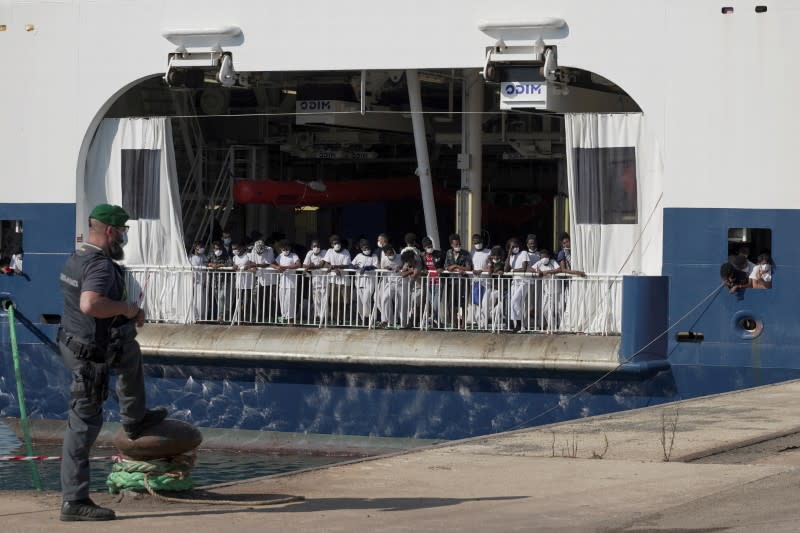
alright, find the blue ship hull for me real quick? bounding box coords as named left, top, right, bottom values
left=2, top=203, right=799, bottom=440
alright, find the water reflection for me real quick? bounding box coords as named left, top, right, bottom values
left=4, top=330, right=800, bottom=442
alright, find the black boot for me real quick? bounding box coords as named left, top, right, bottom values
left=123, top=407, right=168, bottom=439
left=60, top=498, right=116, bottom=521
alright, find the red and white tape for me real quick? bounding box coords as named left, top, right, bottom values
left=0, top=454, right=121, bottom=462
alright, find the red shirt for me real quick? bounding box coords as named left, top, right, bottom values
left=424, top=253, right=439, bottom=284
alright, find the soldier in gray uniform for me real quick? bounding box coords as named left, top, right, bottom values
left=57, top=204, right=166, bottom=521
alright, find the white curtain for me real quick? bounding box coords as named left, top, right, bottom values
left=564, top=113, right=663, bottom=275
left=562, top=113, right=663, bottom=333
left=81, top=118, right=193, bottom=323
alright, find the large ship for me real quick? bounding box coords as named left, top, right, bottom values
left=1, top=0, right=796, bottom=440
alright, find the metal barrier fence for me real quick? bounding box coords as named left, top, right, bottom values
left=125, top=266, right=623, bottom=335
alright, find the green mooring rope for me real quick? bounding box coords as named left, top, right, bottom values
left=107, top=455, right=196, bottom=494
left=6, top=304, right=42, bottom=491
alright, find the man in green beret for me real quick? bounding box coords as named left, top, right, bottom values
left=57, top=204, right=167, bottom=521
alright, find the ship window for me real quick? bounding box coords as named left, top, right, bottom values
left=727, top=228, right=772, bottom=288
left=121, top=149, right=161, bottom=220
left=0, top=220, right=24, bottom=274
left=572, top=146, right=638, bottom=224
left=727, top=228, right=771, bottom=260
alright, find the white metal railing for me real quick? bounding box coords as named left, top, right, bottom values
left=125, top=266, right=622, bottom=335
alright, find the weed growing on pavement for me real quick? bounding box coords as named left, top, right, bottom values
left=661, top=407, right=680, bottom=461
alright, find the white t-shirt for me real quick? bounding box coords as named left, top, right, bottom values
left=532, top=257, right=559, bottom=273
left=190, top=253, right=206, bottom=267
left=277, top=252, right=300, bottom=288
left=353, top=253, right=379, bottom=271
left=508, top=250, right=530, bottom=271
left=232, top=252, right=254, bottom=289
left=749, top=263, right=772, bottom=282
left=303, top=249, right=327, bottom=268
left=471, top=249, right=491, bottom=273
left=251, top=247, right=276, bottom=286
left=190, top=253, right=206, bottom=283
left=381, top=253, right=402, bottom=276
left=323, top=248, right=352, bottom=284
left=353, top=253, right=379, bottom=286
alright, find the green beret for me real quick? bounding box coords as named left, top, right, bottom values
left=89, top=204, right=129, bottom=227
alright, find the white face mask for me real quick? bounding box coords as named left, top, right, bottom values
left=214, top=249, right=223, bottom=257
left=474, top=243, right=483, bottom=251
left=377, top=241, right=383, bottom=249
left=312, top=246, right=320, bottom=255
left=362, top=249, right=371, bottom=256
left=453, top=246, right=461, bottom=253
left=333, top=243, right=341, bottom=251
left=425, top=247, right=433, bottom=254
left=197, top=248, right=206, bottom=255
left=281, top=250, right=290, bottom=256
left=512, top=247, right=520, bottom=255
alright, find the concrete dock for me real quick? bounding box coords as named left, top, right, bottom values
left=5, top=379, right=800, bottom=532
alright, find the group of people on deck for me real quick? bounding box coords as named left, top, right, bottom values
left=188, top=230, right=585, bottom=331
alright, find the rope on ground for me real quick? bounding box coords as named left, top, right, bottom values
left=107, top=455, right=195, bottom=494
left=504, top=282, right=724, bottom=432
left=142, top=476, right=305, bottom=506
left=108, top=453, right=304, bottom=506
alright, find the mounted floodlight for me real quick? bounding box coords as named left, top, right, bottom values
left=478, top=18, right=566, bottom=34
left=479, top=17, right=565, bottom=83
left=161, top=26, right=242, bottom=50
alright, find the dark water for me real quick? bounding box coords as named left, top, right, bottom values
left=0, top=422, right=345, bottom=491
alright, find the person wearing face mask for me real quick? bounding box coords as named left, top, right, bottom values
left=322, top=234, right=352, bottom=325
left=523, top=234, right=541, bottom=328
left=57, top=204, right=167, bottom=521
left=378, top=245, right=402, bottom=327
left=303, top=239, right=328, bottom=322
left=504, top=237, right=530, bottom=332
left=419, top=236, right=444, bottom=328
left=485, top=245, right=506, bottom=329
left=352, top=238, right=380, bottom=325
left=221, top=231, right=233, bottom=257
left=556, top=233, right=572, bottom=271
left=250, top=239, right=277, bottom=323
left=442, top=233, right=473, bottom=329
left=189, top=242, right=208, bottom=321
left=470, top=233, right=491, bottom=328
left=206, top=240, right=232, bottom=322
left=231, top=242, right=255, bottom=323
left=375, top=233, right=390, bottom=264
left=530, top=249, right=562, bottom=329
left=272, top=240, right=301, bottom=324
left=554, top=233, right=586, bottom=278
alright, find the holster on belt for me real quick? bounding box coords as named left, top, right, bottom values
left=57, top=328, right=97, bottom=360
left=59, top=328, right=110, bottom=405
